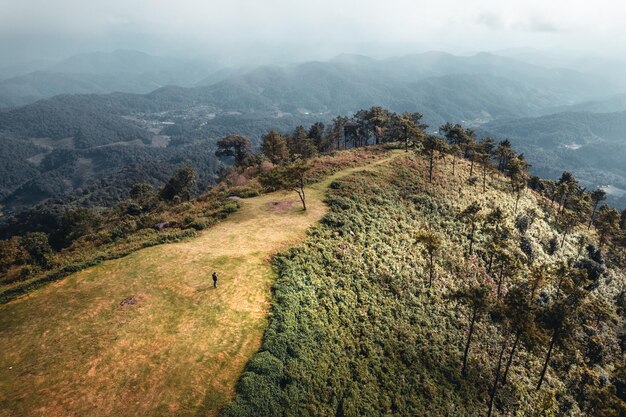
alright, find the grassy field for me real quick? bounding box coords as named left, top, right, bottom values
left=0, top=153, right=399, bottom=417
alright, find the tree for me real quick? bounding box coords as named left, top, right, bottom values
left=307, top=122, right=326, bottom=152
left=388, top=112, right=427, bottom=151
left=595, top=205, right=621, bottom=248
left=558, top=211, right=579, bottom=248
left=500, top=281, right=544, bottom=385
left=553, top=171, right=580, bottom=215
left=327, top=116, right=348, bottom=150
left=495, top=140, right=514, bottom=172
left=454, top=285, right=492, bottom=376
left=129, top=183, right=157, bottom=212
left=476, top=151, right=491, bottom=193
left=536, top=268, right=590, bottom=390
left=588, top=188, right=607, bottom=229
left=21, top=232, right=53, bottom=267
left=414, top=230, right=442, bottom=287
left=366, top=106, right=391, bottom=145
left=159, top=166, right=197, bottom=202
left=261, top=130, right=289, bottom=165
left=483, top=207, right=507, bottom=272
left=56, top=207, right=101, bottom=247
left=0, top=237, right=26, bottom=272
left=449, top=144, right=462, bottom=176
left=508, top=157, right=529, bottom=214
left=288, top=126, right=317, bottom=159
left=422, top=135, right=447, bottom=183
left=440, top=123, right=471, bottom=173
left=215, top=134, right=253, bottom=167
left=460, top=202, right=482, bottom=255
left=259, top=160, right=310, bottom=210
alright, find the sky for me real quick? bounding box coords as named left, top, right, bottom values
left=1, top=0, right=625, bottom=66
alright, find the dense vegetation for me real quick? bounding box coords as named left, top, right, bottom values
left=1, top=99, right=625, bottom=415
left=223, top=150, right=625, bottom=416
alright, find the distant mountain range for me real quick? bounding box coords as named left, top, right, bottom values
left=2, top=49, right=626, bottom=215
left=0, top=50, right=217, bottom=108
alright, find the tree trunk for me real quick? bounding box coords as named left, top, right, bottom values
left=487, top=337, right=508, bottom=417
left=514, top=192, right=521, bottom=214
left=428, top=251, right=434, bottom=287
left=501, top=330, right=520, bottom=385
left=295, top=183, right=307, bottom=211
left=452, top=154, right=456, bottom=176
left=404, top=126, right=409, bottom=152
left=487, top=253, right=494, bottom=274
left=497, top=265, right=504, bottom=299
left=469, top=157, right=475, bottom=177
left=537, top=327, right=558, bottom=390
left=483, top=164, right=487, bottom=193
left=588, top=202, right=598, bottom=229
left=429, top=152, right=434, bottom=183
left=462, top=307, right=477, bottom=376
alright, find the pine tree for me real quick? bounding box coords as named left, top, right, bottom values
left=261, top=130, right=289, bottom=165
left=453, top=285, right=492, bottom=376
left=460, top=202, right=482, bottom=256
left=414, top=230, right=442, bottom=287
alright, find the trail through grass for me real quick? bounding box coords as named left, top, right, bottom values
left=0, top=152, right=399, bottom=417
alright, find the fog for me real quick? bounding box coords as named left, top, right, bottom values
left=1, top=0, right=626, bottom=66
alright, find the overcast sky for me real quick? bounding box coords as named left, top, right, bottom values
left=1, top=0, right=625, bottom=65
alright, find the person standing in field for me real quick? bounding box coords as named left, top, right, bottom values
left=212, top=272, right=218, bottom=288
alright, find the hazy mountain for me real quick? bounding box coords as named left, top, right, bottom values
left=0, top=60, right=52, bottom=82
left=0, top=50, right=217, bottom=108
left=495, top=47, right=626, bottom=91
left=478, top=111, right=626, bottom=207
left=545, top=94, right=626, bottom=114
left=2, top=51, right=624, bottom=214
left=149, top=52, right=612, bottom=125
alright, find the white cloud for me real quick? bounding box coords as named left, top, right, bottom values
left=0, top=0, right=625, bottom=63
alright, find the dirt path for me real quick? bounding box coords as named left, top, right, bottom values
left=0, top=152, right=399, bottom=417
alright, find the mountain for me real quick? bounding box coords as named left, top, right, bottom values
left=495, top=47, right=626, bottom=91
left=0, top=146, right=624, bottom=416
left=0, top=50, right=217, bottom=108
left=1, top=51, right=623, bottom=215
left=477, top=111, right=626, bottom=207
left=545, top=93, right=626, bottom=114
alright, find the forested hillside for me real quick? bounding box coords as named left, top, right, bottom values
left=0, top=105, right=624, bottom=416
left=224, top=151, right=626, bottom=417
left=478, top=111, right=626, bottom=208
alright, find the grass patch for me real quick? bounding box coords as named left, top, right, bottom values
left=0, top=150, right=395, bottom=417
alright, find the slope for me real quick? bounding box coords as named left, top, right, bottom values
left=223, top=154, right=625, bottom=416
left=0, top=152, right=398, bottom=417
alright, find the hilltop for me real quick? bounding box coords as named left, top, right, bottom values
left=0, top=117, right=624, bottom=416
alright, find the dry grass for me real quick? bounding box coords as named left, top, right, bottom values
left=0, top=151, right=400, bottom=417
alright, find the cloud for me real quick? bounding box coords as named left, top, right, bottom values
left=515, top=16, right=563, bottom=33
left=0, top=0, right=624, bottom=65
left=476, top=13, right=563, bottom=34
left=476, top=13, right=505, bottom=30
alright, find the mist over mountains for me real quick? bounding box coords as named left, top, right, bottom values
left=1, top=48, right=626, bottom=217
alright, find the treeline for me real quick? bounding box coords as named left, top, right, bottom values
left=216, top=106, right=626, bottom=251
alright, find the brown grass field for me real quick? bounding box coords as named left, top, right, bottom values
left=0, top=153, right=398, bottom=417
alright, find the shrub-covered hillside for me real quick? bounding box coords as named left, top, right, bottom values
left=223, top=153, right=625, bottom=416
